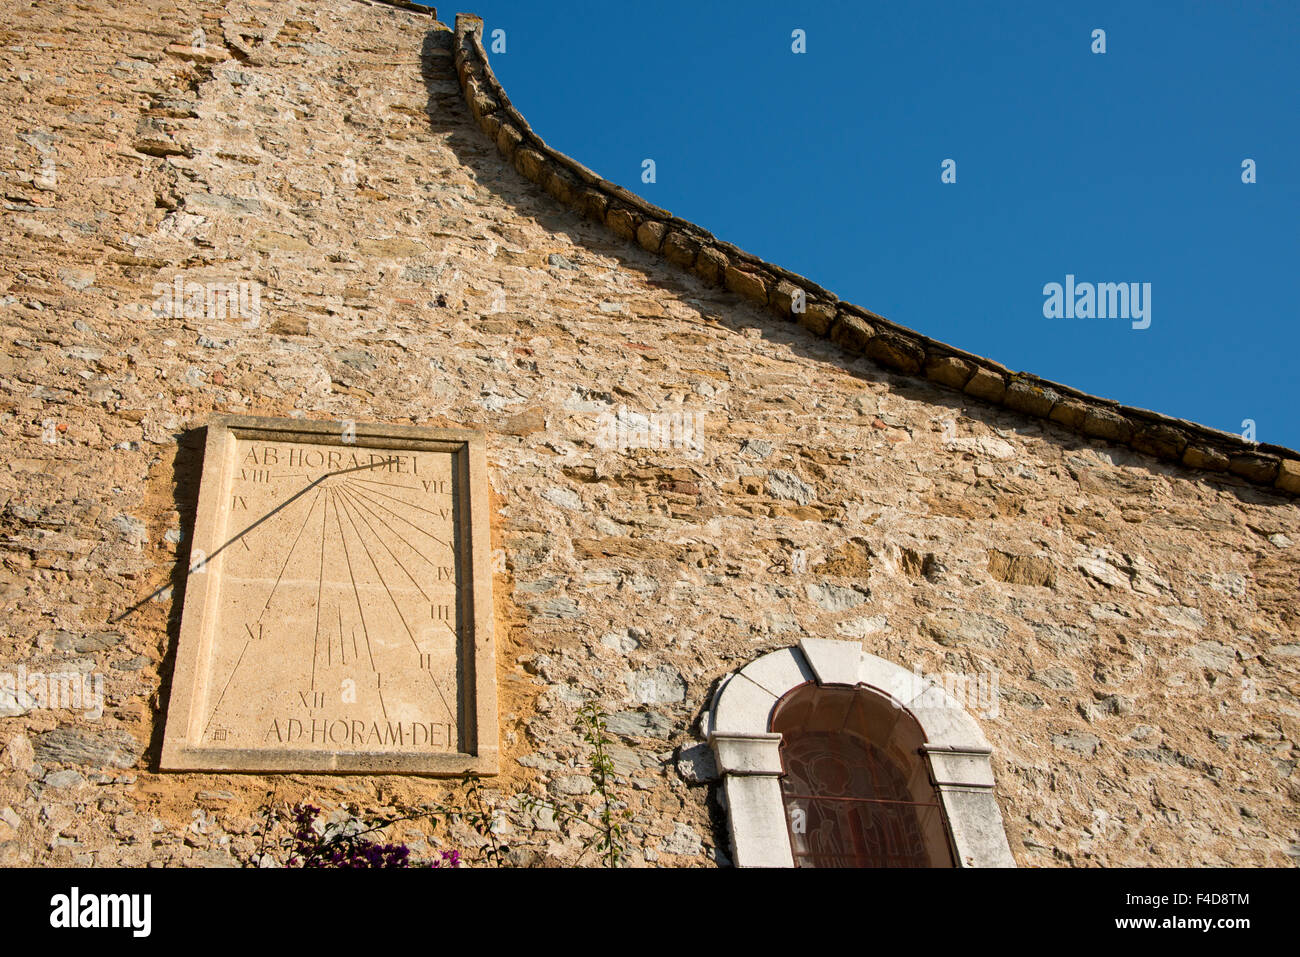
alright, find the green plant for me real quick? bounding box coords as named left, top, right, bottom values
left=522, top=703, right=635, bottom=867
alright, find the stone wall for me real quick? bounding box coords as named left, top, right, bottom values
left=0, top=0, right=1296, bottom=867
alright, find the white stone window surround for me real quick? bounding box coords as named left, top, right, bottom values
left=704, top=637, right=1016, bottom=868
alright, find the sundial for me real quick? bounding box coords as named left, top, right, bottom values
left=161, top=415, right=499, bottom=774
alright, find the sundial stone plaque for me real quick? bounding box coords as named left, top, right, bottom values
left=161, top=415, right=499, bottom=775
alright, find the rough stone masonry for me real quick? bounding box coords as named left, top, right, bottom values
left=0, top=0, right=1296, bottom=867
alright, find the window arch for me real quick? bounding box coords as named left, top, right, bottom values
left=772, top=683, right=954, bottom=867
left=704, top=638, right=1015, bottom=868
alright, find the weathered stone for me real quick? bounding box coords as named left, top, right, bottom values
left=1003, top=380, right=1058, bottom=418
left=723, top=264, right=769, bottom=305
left=660, top=822, right=702, bottom=856
left=635, top=220, right=666, bottom=253
left=268, top=315, right=310, bottom=336
left=1131, top=424, right=1188, bottom=461
left=1187, top=640, right=1235, bottom=671
left=661, top=231, right=699, bottom=268
left=798, top=301, right=836, bottom=336
left=58, top=267, right=96, bottom=291
left=987, top=550, right=1056, bottom=588
left=694, top=245, right=727, bottom=285
left=829, top=311, right=874, bottom=352
left=1033, top=667, right=1079, bottom=690
left=544, top=167, right=577, bottom=206
left=577, top=188, right=608, bottom=222
left=465, top=78, right=495, bottom=122
left=1275, top=458, right=1300, bottom=494
left=501, top=407, right=546, bottom=435
left=921, top=612, right=1007, bottom=649
left=605, top=710, right=673, bottom=739
left=675, top=742, right=719, bottom=783
left=3, top=734, right=33, bottom=771
left=1077, top=551, right=1131, bottom=589
left=769, top=280, right=802, bottom=319
left=513, top=147, right=547, bottom=183
left=133, top=136, right=189, bottom=158
left=625, top=665, right=686, bottom=704
left=526, top=596, right=581, bottom=619
left=765, top=469, right=815, bottom=504
left=865, top=333, right=924, bottom=375
left=1182, top=445, right=1230, bottom=471
left=925, top=354, right=974, bottom=390
left=605, top=205, right=640, bottom=241
left=493, top=121, right=520, bottom=157
left=357, top=236, right=427, bottom=258
left=251, top=231, right=313, bottom=253
left=600, top=630, right=640, bottom=653
left=552, top=774, right=593, bottom=796
left=1052, top=732, right=1100, bottom=756
left=73, top=632, right=121, bottom=653
left=1048, top=398, right=1089, bottom=430
left=964, top=367, right=1007, bottom=402
left=0, top=684, right=34, bottom=718
left=164, top=43, right=227, bottom=64
left=1228, top=453, right=1279, bottom=484
left=44, top=769, right=86, bottom=789
left=34, top=728, right=140, bottom=769
left=1081, top=408, right=1134, bottom=443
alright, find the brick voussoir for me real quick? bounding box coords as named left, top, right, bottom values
left=450, top=13, right=1300, bottom=495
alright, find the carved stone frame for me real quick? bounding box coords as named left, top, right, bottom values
left=161, top=415, right=499, bottom=776
left=704, top=637, right=1015, bottom=867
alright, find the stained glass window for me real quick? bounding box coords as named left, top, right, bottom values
left=771, top=683, right=954, bottom=868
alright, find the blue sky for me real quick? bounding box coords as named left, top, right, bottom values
left=421, top=1, right=1299, bottom=450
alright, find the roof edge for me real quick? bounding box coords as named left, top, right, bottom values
left=354, top=0, right=436, bottom=16
left=450, top=14, right=1300, bottom=497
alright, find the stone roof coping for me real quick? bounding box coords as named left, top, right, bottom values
left=448, top=13, right=1300, bottom=497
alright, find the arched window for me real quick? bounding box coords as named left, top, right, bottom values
left=705, top=638, right=1015, bottom=868
left=771, top=683, right=954, bottom=867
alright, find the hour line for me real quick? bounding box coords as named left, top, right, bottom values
left=334, top=490, right=422, bottom=655
left=330, top=488, right=378, bottom=673
left=256, top=487, right=324, bottom=623
left=427, top=671, right=453, bottom=723
left=334, top=485, right=438, bottom=603
left=352, top=476, right=433, bottom=491
left=344, top=479, right=456, bottom=534
left=334, top=483, right=446, bottom=569
left=202, top=637, right=251, bottom=738
left=341, top=482, right=453, bottom=550
left=312, top=490, right=331, bottom=689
